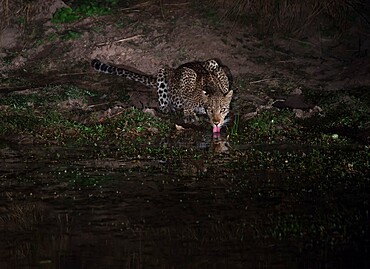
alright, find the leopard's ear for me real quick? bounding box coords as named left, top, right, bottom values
left=202, top=90, right=209, bottom=101
left=224, top=90, right=233, bottom=100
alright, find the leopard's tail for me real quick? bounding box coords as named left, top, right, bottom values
left=91, top=59, right=157, bottom=88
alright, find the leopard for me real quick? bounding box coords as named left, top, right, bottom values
left=91, top=58, right=233, bottom=133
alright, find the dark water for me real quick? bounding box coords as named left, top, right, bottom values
left=0, top=138, right=369, bottom=269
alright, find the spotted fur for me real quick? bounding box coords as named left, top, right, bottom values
left=91, top=58, right=233, bottom=129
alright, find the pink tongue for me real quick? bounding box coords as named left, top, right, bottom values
left=213, top=126, right=221, bottom=133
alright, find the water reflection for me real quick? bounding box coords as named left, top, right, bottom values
left=160, top=130, right=230, bottom=154
left=0, top=138, right=368, bottom=268
left=0, top=138, right=277, bottom=269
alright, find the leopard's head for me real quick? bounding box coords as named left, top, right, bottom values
left=202, top=90, right=233, bottom=131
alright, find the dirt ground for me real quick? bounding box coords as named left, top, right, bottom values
left=1, top=0, right=369, bottom=90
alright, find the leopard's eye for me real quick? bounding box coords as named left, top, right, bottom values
left=220, top=107, right=228, bottom=113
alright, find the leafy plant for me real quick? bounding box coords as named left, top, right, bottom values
left=61, top=31, right=82, bottom=40
left=0, top=52, right=18, bottom=65
left=52, top=7, right=81, bottom=23
left=52, top=0, right=117, bottom=24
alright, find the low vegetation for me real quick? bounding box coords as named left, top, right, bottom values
left=51, top=0, right=118, bottom=24
left=0, top=84, right=170, bottom=144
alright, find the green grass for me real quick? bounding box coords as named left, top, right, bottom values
left=106, top=108, right=171, bottom=139
left=0, top=52, right=18, bottom=66
left=0, top=84, right=171, bottom=144
left=234, top=109, right=302, bottom=144
left=0, top=85, right=93, bottom=108
left=61, top=31, right=83, bottom=41
left=34, top=31, right=82, bottom=48
left=229, top=80, right=369, bottom=146
left=301, top=87, right=370, bottom=141
left=227, top=114, right=240, bottom=137
left=0, top=106, right=171, bottom=144
left=52, top=0, right=118, bottom=24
